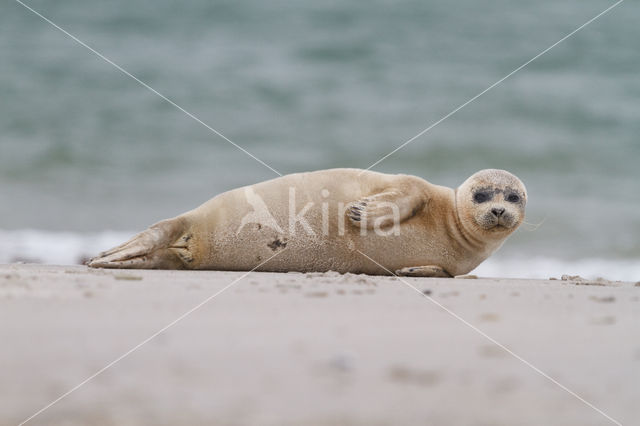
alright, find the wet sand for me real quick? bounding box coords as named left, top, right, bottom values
left=1, top=264, right=638, bottom=426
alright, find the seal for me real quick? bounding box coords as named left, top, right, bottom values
left=88, top=168, right=527, bottom=277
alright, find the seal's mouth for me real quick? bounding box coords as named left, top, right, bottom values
left=474, top=206, right=520, bottom=231
left=491, top=223, right=510, bottom=231
left=482, top=222, right=503, bottom=231
left=480, top=216, right=515, bottom=231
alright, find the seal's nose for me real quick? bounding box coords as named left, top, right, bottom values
left=491, top=207, right=505, bottom=217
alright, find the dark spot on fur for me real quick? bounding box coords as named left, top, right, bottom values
left=267, top=239, right=287, bottom=250
left=473, top=190, right=494, bottom=203
left=256, top=224, right=262, bottom=230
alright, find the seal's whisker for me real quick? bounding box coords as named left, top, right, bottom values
left=521, top=217, right=546, bottom=232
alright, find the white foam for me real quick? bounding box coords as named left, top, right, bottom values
left=473, top=256, right=639, bottom=282
left=0, top=229, right=133, bottom=265
left=0, top=229, right=638, bottom=282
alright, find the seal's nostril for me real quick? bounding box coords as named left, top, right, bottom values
left=491, top=207, right=505, bottom=217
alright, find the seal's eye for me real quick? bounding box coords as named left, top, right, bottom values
left=473, top=192, right=490, bottom=203
left=506, top=193, right=520, bottom=203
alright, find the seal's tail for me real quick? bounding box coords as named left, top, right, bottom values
left=87, top=217, right=192, bottom=269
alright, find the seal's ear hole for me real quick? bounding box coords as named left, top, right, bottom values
left=473, top=192, right=491, bottom=203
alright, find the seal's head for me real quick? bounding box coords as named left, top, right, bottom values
left=455, top=169, right=527, bottom=238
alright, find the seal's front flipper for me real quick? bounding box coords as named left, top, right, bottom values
left=347, top=189, right=426, bottom=229
left=395, top=265, right=452, bottom=278
left=88, top=217, right=192, bottom=269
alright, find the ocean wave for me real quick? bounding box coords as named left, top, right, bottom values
left=0, top=229, right=637, bottom=282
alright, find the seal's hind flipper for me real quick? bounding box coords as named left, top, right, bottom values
left=88, top=217, right=191, bottom=269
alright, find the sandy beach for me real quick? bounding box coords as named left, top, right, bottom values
left=3, top=1, right=638, bottom=425
left=1, top=264, right=638, bottom=426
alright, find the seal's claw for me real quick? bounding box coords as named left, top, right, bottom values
left=347, top=205, right=365, bottom=225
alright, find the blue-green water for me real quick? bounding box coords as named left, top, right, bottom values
left=1, top=0, right=638, bottom=278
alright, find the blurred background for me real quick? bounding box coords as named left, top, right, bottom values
left=0, top=0, right=637, bottom=279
